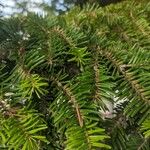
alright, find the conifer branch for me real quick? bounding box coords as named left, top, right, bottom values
left=100, top=48, right=150, bottom=103
left=50, top=76, right=84, bottom=127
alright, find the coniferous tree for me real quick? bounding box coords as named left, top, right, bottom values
left=0, top=0, right=150, bottom=149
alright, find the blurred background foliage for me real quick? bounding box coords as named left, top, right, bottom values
left=0, top=0, right=124, bottom=16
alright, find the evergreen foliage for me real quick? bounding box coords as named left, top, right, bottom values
left=0, top=0, right=150, bottom=149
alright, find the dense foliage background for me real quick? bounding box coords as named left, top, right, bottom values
left=0, top=0, right=150, bottom=149
left=0, top=0, right=124, bottom=16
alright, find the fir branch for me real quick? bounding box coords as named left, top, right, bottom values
left=93, top=50, right=100, bottom=102
left=51, top=26, right=75, bottom=48
left=50, top=76, right=83, bottom=127
left=129, top=11, right=150, bottom=38
left=100, top=48, right=149, bottom=103
left=137, top=138, right=149, bottom=150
